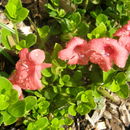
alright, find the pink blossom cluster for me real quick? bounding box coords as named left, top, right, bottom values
left=58, top=21, right=130, bottom=72
left=8, top=21, right=130, bottom=99
left=9, top=48, right=51, bottom=99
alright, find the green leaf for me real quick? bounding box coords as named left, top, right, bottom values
left=68, top=12, right=81, bottom=31
left=84, top=90, right=96, bottom=108
left=126, top=66, right=130, bottom=81
left=0, top=77, right=18, bottom=105
left=76, top=90, right=96, bottom=115
left=108, top=27, right=117, bottom=37
left=59, top=77, right=64, bottom=86
left=66, top=87, right=86, bottom=96
left=91, top=0, right=101, bottom=4
left=41, top=77, right=48, bottom=85
left=103, top=68, right=116, bottom=83
left=60, top=32, right=73, bottom=41
left=68, top=65, right=76, bottom=70
left=0, top=30, right=1, bottom=43
left=73, top=0, right=83, bottom=4
left=25, top=34, right=37, bottom=48
left=76, top=22, right=89, bottom=36
left=64, top=117, right=74, bottom=125
left=0, top=77, right=12, bottom=94
left=51, top=65, right=64, bottom=75
left=52, top=43, right=62, bottom=59
left=86, top=64, right=103, bottom=83
left=64, top=80, right=73, bottom=87
left=81, top=93, right=89, bottom=102
left=57, top=9, right=66, bottom=17
left=115, top=72, right=126, bottom=85
left=1, top=111, right=16, bottom=125
left=0, top=94, right=9, bottom=110
left=96, top=14, right=108, bottom=25
left=25, top=96, right=37, bottom=111
left=18, top=40, right=26, bottom=48
left=18, top=34, right=36, bottom=49
left=51, top=0, right=60, bottom=6
left=62, top=75, right=70, bottom=82
left=68, top=105, right=76, bottom=116
left=1, top=28, right=12, bottom=49
left=35, top=117, right=49, bottom=129
left=5, top=2, right=17, bottom=19
left=91, top=85, right=101, bottom=98
left=51, top=118, right=60, bottom=128
left=87, top=22, right=107, bottom=39
left=8, top=100, right=25, bottom=117
left=27, top=117, right=49, bottom=130
left=107, top=80, right=120, bottom=92
left=38, top=99, right=50, bottom=114
left=27, top=123, right=34, bottom=130
left=15, top=8, right=29, bottom=23
left=116, top=3, right=122, bottom=14
left=76, top=103, right=91, bottom=115
left=5, top=0, right=29, bottom=23
left=46, top=2, right=66, bottom=18
left=42, top=68, right=52, bottom=77
left=116, top=84, right=129, bottom=99
left=49, top=11, right=57, bottom=18
left=77, top=90, right=96, bottom=106
left=73, top=70, right=82, bottom=81
left=8, top=89, right=19, bottom=104
left=0, top=48, right=15, bottom=65
left=60, top=12, right=81, bottom=32
left=37, top=26, right=50, bottom=39
left=0, top=114, right=3, bottom=125
left=6, top=0, right=22, bottom=8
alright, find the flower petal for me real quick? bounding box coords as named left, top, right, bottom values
left=86, top=38, right=128, bottom=70
left=28, top=49, right=45, bottom=64
left=19, top=48, right=29, bottom=60
left=113, top=21, right=130, bottom=37
left=89, top=52, right=112, bottom=71
left=58, top=49, right=74, bottom=61
left=119, top=35, right=130, bottom=53
left=58, top=37, right=88, bottom=65
left=9, top=48, right=52, bottom=90
left=13, top=84, right=24, bottom=99
left=66, top=37, right=86, bottom=48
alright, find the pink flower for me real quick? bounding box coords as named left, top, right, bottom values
left=9, top=48, right=52, bottom=90
left=58, top=37, right=88, bottom=65
left=13, top=85, right=24, bottom=100
left=85, top=38, right=129, bottom=71
left=58, top=37, right=129, bottom=71
left=113, top=21, right=130, bottom=37
left=113, top=21, right=130, bottom=53
left=118, top=36, right=130, bottom=53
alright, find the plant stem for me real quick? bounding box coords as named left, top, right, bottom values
left=27, top=16, right=46, bottom=50
left=28, top=16, right=38, bottom=34
left=97, top=87, right=118, bottom=103
left=0, top=22, right=15, bottom=33
left=14, top=24, right=19, bottom=44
